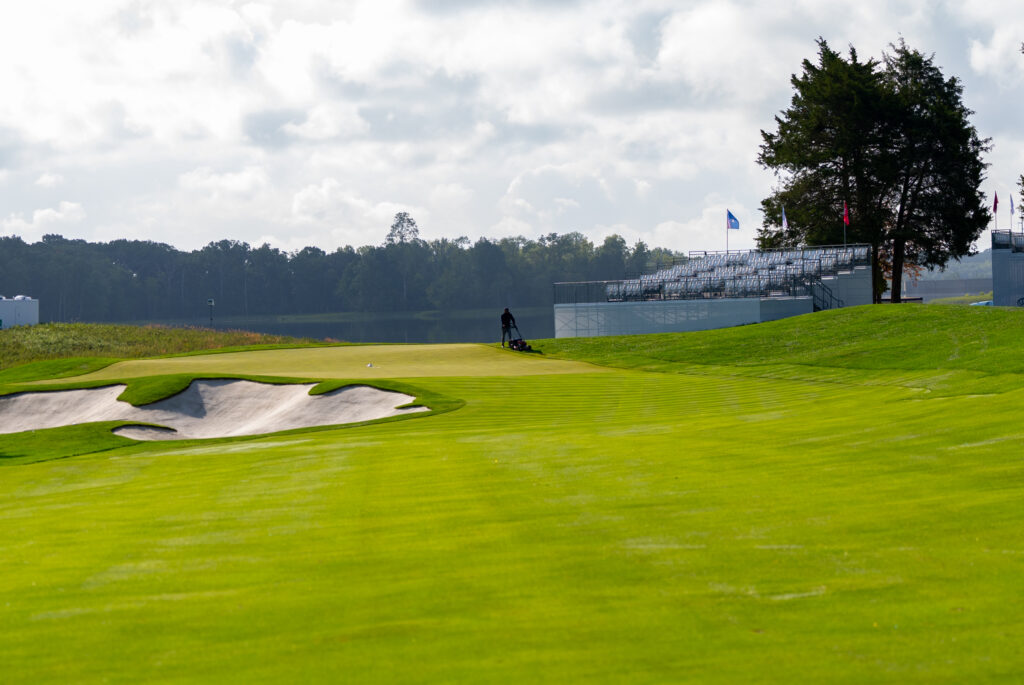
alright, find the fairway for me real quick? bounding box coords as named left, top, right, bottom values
left=2, top=306, right=1024, bottom=683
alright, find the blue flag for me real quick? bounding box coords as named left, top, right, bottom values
left=726, top=209, right=740, bottom=230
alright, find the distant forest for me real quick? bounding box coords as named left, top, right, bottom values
left=923, top=249, right=991, bottom=280
left=0, top=232, right=676, bottom=323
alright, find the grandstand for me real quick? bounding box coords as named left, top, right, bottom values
left=554, top=244, right=872, bottom=338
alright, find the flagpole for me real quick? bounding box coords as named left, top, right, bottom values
left=843, top=201, right=848, bottom=246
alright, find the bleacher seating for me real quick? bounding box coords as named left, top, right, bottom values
left=606, top=245, right=869, bottom=303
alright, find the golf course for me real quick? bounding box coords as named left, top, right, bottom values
left=2, top=305, right=1023, bottom=683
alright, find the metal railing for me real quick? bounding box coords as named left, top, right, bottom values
left=555, top=273, right=817, bottom=305
left=992, top=230, right=1024, bottom=253
left=686, top=243, right=872, bottom=268
left=808, top=279, right=844, bottom=311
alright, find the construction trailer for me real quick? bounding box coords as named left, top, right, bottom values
left=0, top=295, right=40, bottom=330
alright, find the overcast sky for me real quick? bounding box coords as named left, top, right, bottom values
left=0, top=0, right=1021, bottom=255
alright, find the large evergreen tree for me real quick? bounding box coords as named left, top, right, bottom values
left=758, top=39, right=990, bottom=301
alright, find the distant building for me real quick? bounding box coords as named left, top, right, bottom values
left=991, top=231, right=1024, bottom=307
left=553, top=245, right=873, bottom=338
left=0, top=295, right=40, bottom=329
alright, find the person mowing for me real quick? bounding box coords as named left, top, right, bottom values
left=500, top=308, right=516, bottom=348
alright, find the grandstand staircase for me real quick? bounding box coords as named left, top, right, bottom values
left=806, top=276, right=844, bottom=311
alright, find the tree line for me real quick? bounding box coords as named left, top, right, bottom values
left=0, top=223, right=674, bottom=323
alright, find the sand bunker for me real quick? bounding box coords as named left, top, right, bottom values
left=0, top=380, right=427, bottom=441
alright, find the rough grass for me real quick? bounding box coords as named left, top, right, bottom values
left=0, top=322, right=324, bottom=373
left=2, top=307, right=1024, bottom=683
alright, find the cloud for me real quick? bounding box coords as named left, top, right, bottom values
left=1, top=201, right=86, bottom=239
left=242, top=109, right=308, bottom=147
left=290, top=178, right=426, bottom=244
left=291, top=178, right=346, bottom=222
left=968, top=29, right=1024, bottom=83
left=35, top=173, right=64, bottom=187
left=281, top=104, right=368, bottom=141
left=429, top=182, right=472, bottom=210
left=178, top=166, right=268, bottom=197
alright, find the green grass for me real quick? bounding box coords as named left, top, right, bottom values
left=2, top=307, right=1024, bottom=682
left=0, top=322, right=325, bottom=373
left=542, top=304, right=1024, bottom=374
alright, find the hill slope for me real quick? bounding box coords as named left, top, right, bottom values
left=540, top=304, right=1024, bottom=394
left=542, top=304, right=1024, bottom=374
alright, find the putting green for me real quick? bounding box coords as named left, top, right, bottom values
left=29, top=343, right=605, bottom=384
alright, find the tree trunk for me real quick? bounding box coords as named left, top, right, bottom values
left=871, top=243, right=882, bottom=304
left=890, top=239, right=905, bottom=303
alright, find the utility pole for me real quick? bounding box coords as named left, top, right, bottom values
left=207, top=298, right=215, bottom=327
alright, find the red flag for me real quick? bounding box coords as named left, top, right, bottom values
left=994, top=192, right=999, bottom=213
left=843, top=202, right=850, bottom=226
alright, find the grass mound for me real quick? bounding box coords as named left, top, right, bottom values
left=0, top=322, right=323, bottom=374
left=540, top=304, right=1024, bottom=395
left=541, top=304, right=1024, bottom=374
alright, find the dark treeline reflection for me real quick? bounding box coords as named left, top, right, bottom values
left=0, top=233, right=675, bottom=340
left=206, top=309, right=555, bottom=344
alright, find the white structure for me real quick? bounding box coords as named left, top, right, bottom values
left=554, top=245, right=873, bottom=338
left=0, top=295, right=40, bottom=330
left=991, top=230, right=1024, bottom=307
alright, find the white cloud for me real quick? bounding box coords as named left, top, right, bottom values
left=290, top=177, right=426, bottom=245
left=291, top=178, right=345, bottom=222
left=1, top=201, right=86, bottom=240
left=178, top=165, right=268, bottom=197
left=968, top=29, right=1024, bottom=82
left=282, top=104, right=367, bottom=140
left=35, top=173, right=64, bottom=187
left=429, top=182, right=471, bottom=206
left=33, top=201, right=86, bottom=224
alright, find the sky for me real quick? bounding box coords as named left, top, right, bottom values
left=0, top=0, right=1021, bottom=255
